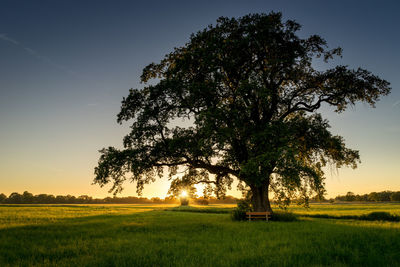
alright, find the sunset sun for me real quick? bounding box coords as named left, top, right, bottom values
left=180, top=190, right=188, bottom=198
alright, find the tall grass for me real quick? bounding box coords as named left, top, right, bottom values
left=288, top=202, right=400, bottom=216
left=0, top=204, right=399, bottom=266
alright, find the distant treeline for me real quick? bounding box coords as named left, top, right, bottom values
left=2, top=190, right=399, bottom=205
left=0, top=191, right=239, bottom=205
left=334, top=191, right=400, bottom=202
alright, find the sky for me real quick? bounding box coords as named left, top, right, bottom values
left=0, top=0, right=399, bottom=199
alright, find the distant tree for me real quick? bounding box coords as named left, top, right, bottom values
left=94, top=12, right=390, bottom=212
left=0, top=193, right=6, bottom=203
left=55, top=195, right=67, bottom=204
left=22, top=191, right=34, bottom=204
left=164, top=196, right=179, bottom=204
left=77, top=195, right=92, bottom=204
left=390, top=192, right=400, bottom=202
left=368, top=192, right=379, bottom=202
left=355, top=194, right=369, bottom=202
left=194, top=197, right=209, bottom=205
left=378, top=191, right=392, bottom=202
left=65, top=195, right=77, bottom=204
left=310, top=194, right=326, bottom=202
left=35, top=194, right=55, bottom=204
left=7, top=192, right=23, bottom=204
left=151, top=197, right=162, bottom=203
left=345, top=192, right=356, bottom=202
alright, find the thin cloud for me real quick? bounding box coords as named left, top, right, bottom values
left=87, top=103, right=99, bottom=107
left=0, top=33, right=77, bottom=76
left=0, top=34, right=20, bottom=45
left=393, top=100, right=400, bottom=108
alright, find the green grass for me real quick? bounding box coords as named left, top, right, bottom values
left=288, top=202, right=400, bottom=216
left=1, top=203, right=400, bottom=266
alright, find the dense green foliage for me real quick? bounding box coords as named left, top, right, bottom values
left=1, top=204, right=400, bottom=266
left=231, top=199, right=252, bottom=221
left=94, top=12, right=390, bottom=212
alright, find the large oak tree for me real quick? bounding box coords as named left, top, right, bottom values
left=94, top=13, right=390, bottom=212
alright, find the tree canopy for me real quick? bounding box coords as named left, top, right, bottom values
left=94, top=12, right=390, bottom=212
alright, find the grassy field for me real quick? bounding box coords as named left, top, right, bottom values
left=1, top=203, right=400, bottom=266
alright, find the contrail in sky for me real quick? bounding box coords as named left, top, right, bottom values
left=393, top=100, right=400, bottom=108
left=0, top=34, right=20, bottom=45
left=0, top=33, right=77, bottom=76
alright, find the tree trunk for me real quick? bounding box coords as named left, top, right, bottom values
left=251, top=184, right=272, bottom=213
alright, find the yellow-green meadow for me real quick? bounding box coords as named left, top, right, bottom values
left=1, top=203, right=399, bottom=266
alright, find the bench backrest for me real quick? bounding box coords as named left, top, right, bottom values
left=246, top=212, right=272, bottom=215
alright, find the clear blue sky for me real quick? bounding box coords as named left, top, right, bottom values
left=0, top=0, right=399, bottom=198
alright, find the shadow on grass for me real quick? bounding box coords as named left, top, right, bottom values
left=165, top=205, right=232, bottom=214
left=0, top=204, right=173, bottom=209
left=0, top=204, right=95, bottom=208
left=299, top=211, right=400, bottom=222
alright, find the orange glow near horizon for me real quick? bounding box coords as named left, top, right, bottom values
left=180, top=190, right=188, bottom=198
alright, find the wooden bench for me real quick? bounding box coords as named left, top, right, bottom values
left=246, top=212, right=272, bottom=221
